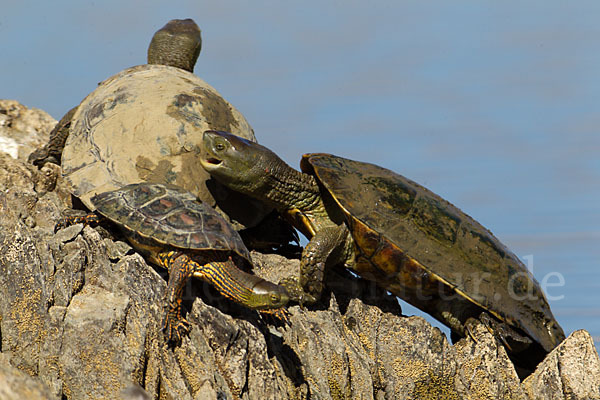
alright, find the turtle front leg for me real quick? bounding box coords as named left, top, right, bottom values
left=54, top=213, right=102, bottom=232
left=282, top=224, right=350, bottom=305
left=158, top=251, right=195, bottom=345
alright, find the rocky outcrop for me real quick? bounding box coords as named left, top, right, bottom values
left=0, top=353, right=52, bottom=400
left=0, top=100, right=56, bottom=161
left=1, top=99, right=599, bottom=399
left=522, top=330, right=600, bottom=400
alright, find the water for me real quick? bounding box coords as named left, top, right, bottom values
left=1, top=1, right=598, bottom=350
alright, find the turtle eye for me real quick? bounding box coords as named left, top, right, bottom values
left=270, top=293, right=280, bottom=303
left=214, top=141, right=226, bottom=151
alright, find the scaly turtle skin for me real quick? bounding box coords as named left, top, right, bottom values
left=200, top=130, right=565, bottom=369
left=29, top=19, right=280, bottom=236
left=62, top=182, right=290, bottom=344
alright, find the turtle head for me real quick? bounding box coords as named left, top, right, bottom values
left=201, top=131, right=285, bottom=201
left=249, top=280, right=290, bottom=310
left=148, top=19, right=201, bottom=72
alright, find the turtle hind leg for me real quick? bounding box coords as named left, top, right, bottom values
left=29, top=106, right=77, bottom=168
left=54, top=212, right=102, bottom=232
left=476, top=313, right=532, bottom=354
left=443, top=310, right=532, bottom=353
left=475, top=313, right=548, bottom=378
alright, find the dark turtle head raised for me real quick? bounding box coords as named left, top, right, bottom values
left=201, top=130, right=284, bottom=197
left=148, top=18, right=201, bottom=72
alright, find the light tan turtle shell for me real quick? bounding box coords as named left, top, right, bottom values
left=62, top=64, right=266, bottom=228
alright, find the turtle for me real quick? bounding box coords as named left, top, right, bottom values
left=58, top=182, right=290, bottom=343
left=199, top=130, right=566, bottom=370
left=28, top=18, right=201, bottom=167
left=29, top=19, right=293, bottom=246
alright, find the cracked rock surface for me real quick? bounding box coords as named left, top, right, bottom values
left=1, top=99, right=599, bottom=399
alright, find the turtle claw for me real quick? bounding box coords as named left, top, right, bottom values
left=464, top=318, right=480, bottom=345
left=259, top=307, right=291, bottom=325
left=54, top=219, right=68, bottom=233
left=162, top=302, right=191, bottom=345
left=477, top=313, right=532, bottom=354
left=162, top=314, right=190, bottom=346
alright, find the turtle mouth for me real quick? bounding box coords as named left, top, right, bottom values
left=201, top=155, right=223, bottom=171
left=204, top=157, right=222, bottom=166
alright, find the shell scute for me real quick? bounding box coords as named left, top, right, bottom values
left=348, top=218, right=379, bottom=258
left=91, top=183, right=250, bottom=261
left=411, top=196, right=460, bottom=246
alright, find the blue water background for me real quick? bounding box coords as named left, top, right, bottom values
left=1, top=2, right=598, bottom=349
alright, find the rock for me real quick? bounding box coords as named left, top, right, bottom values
left=0, top=353, right=52, bottom=400
left=0, top=100, right=56, bottom=161
left=454, top=320, right=527, bottom=400
left=522, top=330, right=600, bottom=400
left=59, top=284, right=135, bottom=398
left=121, top=384, right=152, bottom=400
left=307, top=297, right=463, bottom=399
left=1, top=99, right=599, bottom=399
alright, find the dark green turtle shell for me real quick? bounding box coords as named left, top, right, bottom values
left=301, top=153, right=565, bottom=352
left=90, top=183, right=250, bottom=261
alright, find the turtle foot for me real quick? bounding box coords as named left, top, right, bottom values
left=477, top=313, right=532, bottom=353
left=54, top=213, right=101, bottom=233
left=162, top=312, right=190, bottom=346
left=28, top=147, right=59, bottom=168
left=279, top=277, right=317, bottom=306
left=259, top=307, right=290, bottom=325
